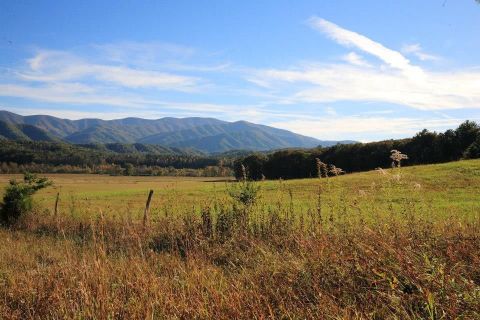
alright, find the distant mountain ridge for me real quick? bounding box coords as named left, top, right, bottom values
left=0, top=120, right=59, bottom=142
left=0, top=110, right=355, bottom=153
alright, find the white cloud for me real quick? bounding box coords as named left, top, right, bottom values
left=18, top=50, right=200, bottom=91
left=270, top=117, right=474, bottom=141
left=402, top=43, right=441, bottom=62
left=307, top=17, right=424, bottom=79
left=342, top=52, right=371, bottom=67
left=0, top=43, right=238, bottom=121
left=0, top=83, right=237, bottom=114
left=0, top=83, right=135, bottom=107
left=0, top=29, right=478, bottom=142
left=248, top=18, right=480, bottom=111
left=0, top=77, right=306, bottom=123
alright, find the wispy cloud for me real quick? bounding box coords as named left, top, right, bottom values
left=307, top=17, right=424, bottom=79
left=18, top=50, right=200, bottom=91
left=342, top=52, right=371, bottom=67
left=93, top=42, right=232, bottom=73
left=0, top=24, right=478, bottom=142
left=270, top=116, right=476, bottom=141
left=248, top=17, right=480, bottom=111
left=0, top=83, right=240, bottom=114
left=0, top=43, right=240, bottom=119
left=0, top=83, right=135, bottom=107
left=401, top=43, right=441, bottom=62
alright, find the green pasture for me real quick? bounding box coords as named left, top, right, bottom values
left=0, top=159, right=479, bottom=222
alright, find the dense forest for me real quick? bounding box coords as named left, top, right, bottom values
left=234, top=121, right=480, bottom=180
left=0, top=141, right=232, bottom=176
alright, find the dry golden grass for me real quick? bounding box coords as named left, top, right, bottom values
left=0, top=160, right=480, bottom=319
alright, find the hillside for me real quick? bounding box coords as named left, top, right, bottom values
left=0, top=120, right=58, bottom=142
left=137, top=121, right=325, bottom=153
left=0, top=110, right=350, bottom=153
left=0, top=140, right=207, bottom=166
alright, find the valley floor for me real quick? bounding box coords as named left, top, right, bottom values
left=0, top=160, right=479, bottom=318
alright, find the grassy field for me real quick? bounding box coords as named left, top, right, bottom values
left=0, top=175, right=234, bottom=219
left=0, top=160, right=479, bottom=319
left=1, top=159, right=479, bottom=220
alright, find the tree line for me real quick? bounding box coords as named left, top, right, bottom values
left=234, top=121, right=480, bottom=180
left=2, top=121, right=479, bottom=179
left=0, top=140, right=233, bottom=176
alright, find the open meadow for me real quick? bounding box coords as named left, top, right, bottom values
left=0, top=160, right=480, bottom=319
left=3, top=1, right=480, bottom=319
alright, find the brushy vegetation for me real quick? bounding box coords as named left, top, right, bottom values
left=0, top=173, right=52, bottom=226
left=0, top=140, right=231, bottom=176
left=235, top=120, right=480, bottom=180
left=0, top=158, right=479, bottom=319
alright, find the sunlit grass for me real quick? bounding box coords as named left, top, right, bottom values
left=1, top=160, right=478, bottom=219
left=0, top=160, right=479, bottom=318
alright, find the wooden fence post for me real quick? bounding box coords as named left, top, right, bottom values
left=143, top=190, right=154, bottom=227
left=54, top=192, right=60, bottom=216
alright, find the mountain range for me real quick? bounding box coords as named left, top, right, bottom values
left=0, top=110, right=354, bottom=153
left=0, top=120, right=59, bottom=142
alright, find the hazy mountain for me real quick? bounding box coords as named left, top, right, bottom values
left=0, top=110, right=353, bottom=153
left=138, top=121, right=324, bottom=153
left=0, top=120, right=59, bottom=142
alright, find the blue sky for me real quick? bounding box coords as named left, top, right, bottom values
left=1, top=0, right=480, bottom=141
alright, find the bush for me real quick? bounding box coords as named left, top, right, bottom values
left=0, top=173, right=52, bottom=226
left=228, top=179, right=260, bottom=208
left=464, top=136, right=480, bottom=159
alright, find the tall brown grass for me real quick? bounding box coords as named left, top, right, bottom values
left=0, top=159, right=479, bottom=319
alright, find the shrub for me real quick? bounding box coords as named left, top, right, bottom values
left=229, top=165, right=260, bottom=208
left=464, top=136, right=480, bottom=159
left=227, top=165, right=261, bottom=234
left=124, top=163, right=135, bottom=176
left=0, top=173, right=52, bottom=226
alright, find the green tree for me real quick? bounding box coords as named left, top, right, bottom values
left=455, top=120, right=480, bottom=155
left=464, top=136, right=480, bottom=159
left=239, top=154, right=267, bottom=180
left=124, top=163, right=135, bottom=176
left=409, top=129, right=438, bottom=163
left=0, top=173, right=52, bottom=226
